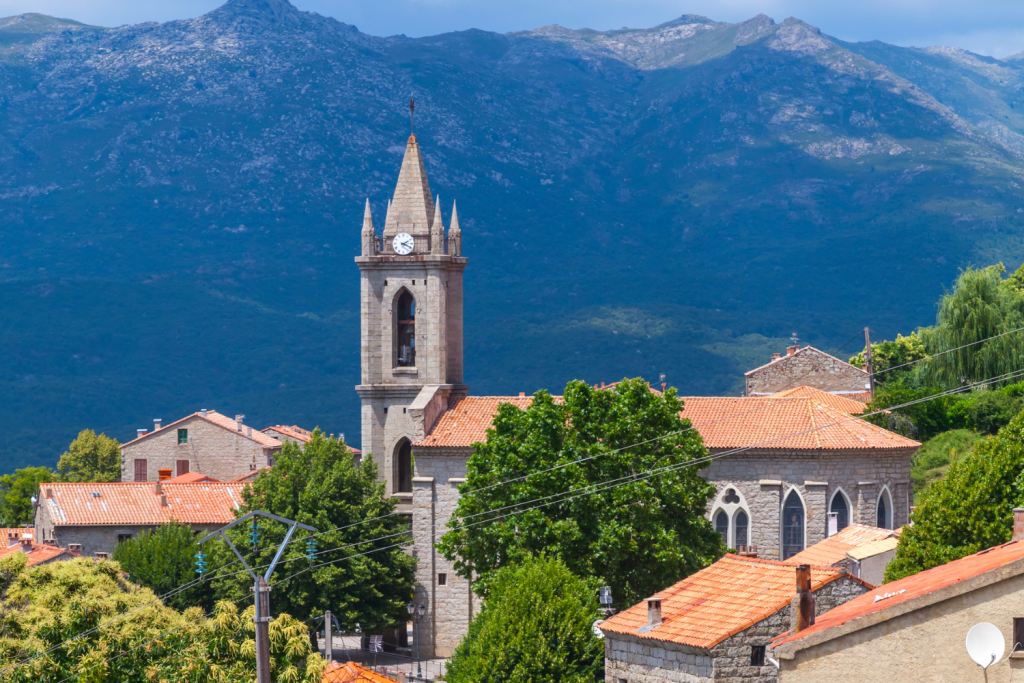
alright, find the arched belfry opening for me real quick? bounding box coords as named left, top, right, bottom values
left=395, top=439, right=413, bottom=493
left=396, top=290, right=416, bottom=368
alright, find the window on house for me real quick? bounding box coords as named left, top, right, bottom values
left=734, top=510, right=749, bottom=548
left=751, top=645, right=766, bottom=666
left=176, top=460, right=190, bottom=477
left=395, top=440, right=413, bottom=493
left=877, top=493, right=889, bottom=529
left=438, top=573, right=448, bottom=586
left=1014, top=618, right=1024, bottom=654
left=178, top=428, right=188, bottom=444
left=134, top=459, right=148, bottom=483
left=830, top=493, right=849, bottom=531
left=782, top=490, right=805, bottom=560
left=117, top=534, right=133, bottom=544
left=396, top=291, right=416, bottom=367
left=714, top=510, right=729, bottom=545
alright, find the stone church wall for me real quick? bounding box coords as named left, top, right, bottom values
left=745, top=348, right=868, bottom=396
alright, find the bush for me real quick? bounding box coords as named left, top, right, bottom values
left=445, top=557, right=603, bottom=683
left=863, top=384, right=956, bottom=440
left=910, top=429, right=984, bottom=494
left=111, top=520, right=214, bottom=611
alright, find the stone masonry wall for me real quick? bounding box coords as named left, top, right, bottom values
left=745, top=348, right=869, bottom=395
left=703, top=449, right=913, bottom=561
left=120, top=415, right=275, bottom=483
left=604, top=577, right=867, bottom=683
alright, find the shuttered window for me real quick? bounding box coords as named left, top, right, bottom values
left=133, top=459, right=147, bottom=482
left=178, top=429, right=188, bottom=444
left=176, top=460, right=190, bottom=477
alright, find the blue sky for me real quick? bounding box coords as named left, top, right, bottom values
left=4, top=0, right=1024, bottom=57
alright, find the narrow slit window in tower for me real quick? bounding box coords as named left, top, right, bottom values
left=396, top=440, right=413, bottom=493
left=396, top=291, right=416, bottom=367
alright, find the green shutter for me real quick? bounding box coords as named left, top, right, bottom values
left=178, top=429, right=188, bottom=444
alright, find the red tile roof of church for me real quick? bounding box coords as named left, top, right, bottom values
left=785, top=524, right=900, bottom=567
left=39, top=482, right=246, bottom=526
left=322, top=661, right=400, bottom=683
left=599, top=554, right=863, bottom=649
left=412, top=396, right=535, bottom=448
left=769, top=386, right=868, bottom=413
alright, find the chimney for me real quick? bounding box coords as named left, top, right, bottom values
left=661, top=382, right=667, bottom=392
left=200, top=409, right=208, bottom=417
left=154, top=481, right=163, bottom=495
left=790, top=564, right=816, bottom=634
left=827, top=512, right=838, bottom=538
left=737, top=545, right=758, bottom=558
left=787, top=346, right=798, bottom=356
left=7, top=531, right=17, bottom=547
left=772, top=353, right=781, bottom=361
left=235, top=415, right=245, bottom=432
left=154, top=418, right=162, bottom=430
left=45, top=488, right=53, bottom=499
left=646, top=598, right=663, bottom=629
left=137, top=428, right=147, bottom=439
left=160, top=493, right=167, bottom=507
left=1014, top=509, right=1024, bottom=541
left=20, top=536, right=32, bottom=553
left=158, top=468, right=172, bottom=481
left=519, top=392, right=525, bottom=397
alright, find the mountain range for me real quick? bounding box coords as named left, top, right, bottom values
left=3, top=0, right=1024, bottom=470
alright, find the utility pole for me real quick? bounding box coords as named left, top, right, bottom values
left=324, top=610, right=333, bottom=663
left=864, top=327, right=876, bottom=398
left=197, top=511, right=316, bottom=683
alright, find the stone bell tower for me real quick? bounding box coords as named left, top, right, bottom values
left=355, top=133, right=467, bottom=511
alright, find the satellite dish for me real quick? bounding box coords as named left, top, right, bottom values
left=592, top=619, right=605, bottom=639
left=966, top=622, right=1005, bottom=669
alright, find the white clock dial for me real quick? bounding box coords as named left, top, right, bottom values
left=393, top=233, right=414, bottom=255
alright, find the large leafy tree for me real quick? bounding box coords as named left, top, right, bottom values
left=439, top=378, right=723, bottom=604
left=212, top=431, right=415, bottom=631
left=885, top=410, right=1024, bottom=583
left=445, top=556, right=603, bottom=683
left=0, top=553, right=326, bottom=683
left=56, top=429, right=121, bottom=482
left=111, top=520, right=215, bottom=611
left=0, top=467, right=55, bottom=527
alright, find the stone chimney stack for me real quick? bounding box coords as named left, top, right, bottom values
left=7, top=531, right=17, bottom=547
left=137, top=428, right=147, bottom=439
left=772, top=352, right=781, bottom=361
left=154, top=418, right=162, bottom=431
left=646, top=598, right=663, bottom=629
left=154, top=481, right=162, bottom=495
left=1013, top=508, right=1024, bottom=541
left=787, top=346, right=798, bottom=356
left=790, top=564, right=815, bottom=634
left=235, top=415, right=245, bottom=432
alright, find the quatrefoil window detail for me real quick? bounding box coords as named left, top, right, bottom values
left=723, top=489, right=740, bottom=504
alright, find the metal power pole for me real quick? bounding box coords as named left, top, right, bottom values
left=198, top=511, right=316, bottom=683
left=324, top=610, right=333, bottom=663
left=864, top=327, right=876, bottom=398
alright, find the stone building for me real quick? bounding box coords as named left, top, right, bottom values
left=771, top=515, right=1024, bottom=682
left=120, top=410, right=281, bottom=483
left=261, top=425, right=362, bottom=460
left=786, top=523, right=900, bottom=585
left=34, top=480, right=245, bottom=557
left=683, top=394, right=918, bottom=561
left=0, top=531, right=80, bottom=566
left=599, top=554, right=870, bottom=682
left=745, top=346, right=870, bottom=399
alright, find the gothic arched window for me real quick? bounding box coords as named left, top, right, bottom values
left=396, top=291, right=416, bottom=367
left=877, top=491, right=890, bottom=529
left=830, top=492, right=849, bottom=532
left=782, top=490, right=805, bottom=560
left=714, top=510, right=729, bottom=545
left=395, top=439, right=413, bottom=493
left=734, top=510, right=749, bottom=548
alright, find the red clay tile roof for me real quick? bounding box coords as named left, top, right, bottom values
left=40, top=482, right=246, bottom=526
left=0, top=542, right=80, bottom=566
left=772, top=539, right=1024, bottom=649
left=263, top=425, right=314, bottom=443
left=0, top=528, right=34, bottom=544
left=770, top=386, right=868, bottom=413
left=785, top=524, right=899, bottom=567
left=599, top=554, right=857, bottom=649
left=227, top=467, right=267, bottom=483
left=322, top=661, right=400, bottom=683
left=678, top=396, right=919, bottom=451
left=122, top=410, right=282, bottom=449
left=165, top=472, right=221, bottom=484
left=413, top=396, right=535, bottom=448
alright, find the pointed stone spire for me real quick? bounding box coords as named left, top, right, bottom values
left=448, top=199, right=462, bottom=257
left=385, top=134, right=435, bottom=243
left=361, top=199, right=377, bottom=256
left=430, top=195, right=444, bottom=254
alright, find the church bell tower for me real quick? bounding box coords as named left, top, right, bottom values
left=355, top=133, right=467, bottom=510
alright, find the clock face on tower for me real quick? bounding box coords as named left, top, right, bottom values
left=392, top=233, right=414, bottom=255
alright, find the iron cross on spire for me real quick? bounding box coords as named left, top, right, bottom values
left=409, top=97, right=415, bottom=134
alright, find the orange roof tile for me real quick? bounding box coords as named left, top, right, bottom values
left=322, top=661, right=400, bottom=683
left=0, top=528, right=34, bottom=544
left=165, top=472, right=221, bottom=484
left=227, top=468, right=267, bottom=483
left=772, top=539, right=1024, bottom=649
left=599, top=554, right=858, bottom=649
left=678, top=396, right=919, bottom=451
left=413, top=396, right=534, bottom=448
left=122, top=411, right=282, bottom=449
left=769, top=386, right=868, bottom=413
left=263, top=425, right=314, bottom=443
left=785, top=524, right=899, bottom=567
left=0, top=542, right=80, bottom=566
left=40, top=482, right=246, bottom=526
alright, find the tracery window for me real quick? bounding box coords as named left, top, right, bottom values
left=714, top=510, right=729, bottom=544
left=830, top=492, right=849, bottom=532
left=782, top=490, right=805, bottom=560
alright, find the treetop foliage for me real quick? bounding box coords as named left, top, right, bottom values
left=111, top=520, right=215, bottom=612
left=439, top=378, right=723, bottom=605
left=0, top=466, right=54, bottom=528
left=56, top=429, right=121, bottom=483
left=444, top=556, right=603, bottom=683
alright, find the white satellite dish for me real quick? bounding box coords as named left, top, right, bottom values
left=966, top=622, right=1005, bottom=669
left=592, top=619, right=605, bottom=639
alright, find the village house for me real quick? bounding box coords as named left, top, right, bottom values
left=120, top=410, right=281, bottom=483
left=0, top=530, right=79, bottom=566
left=746, top=346, right=871, bottom=399
left=262, top=425, right=362, bottom=461
left=33, top=480, right=246, bottom=558
left=598, top=554, right=871, bottom=682
left=786, top=523, right=900, bottom=586
left=770, top=510, right=1024, bottom=682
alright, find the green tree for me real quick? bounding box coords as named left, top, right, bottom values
left=0, top=553, right=326, bottom=683
left=56, top=429, right=121, bottom=482
left=212, top=431, right=415, bottom=632
left=862, top=383, right=957, bottom=440
left=111, top=520, right=214, bottom=611
left=849, top=332, right=927, bottom=384
left=445, top=556, right=603, bottom=683
left=885, top=410, right=1024, bottom=583
left=439, top=378, right=723, bottom=605
left=0, top=467, right=55, bottom=527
